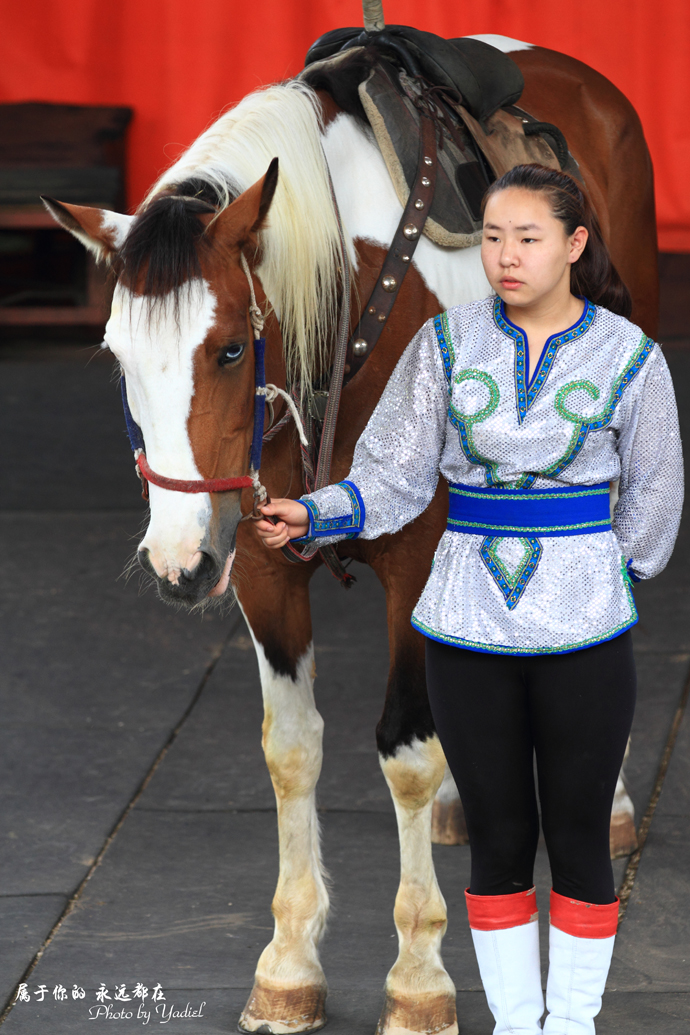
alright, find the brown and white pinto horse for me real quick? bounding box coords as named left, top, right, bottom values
left=46, top=35, right=656, bottom=1035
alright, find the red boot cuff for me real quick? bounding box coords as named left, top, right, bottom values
left=465, top=887, right=538, bottom=931
left=550, top=890, right=619, bottom=939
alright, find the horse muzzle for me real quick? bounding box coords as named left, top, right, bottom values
left=138, top=546, right=235, bottom=606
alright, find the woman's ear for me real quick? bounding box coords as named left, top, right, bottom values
left=569, top=225, right=589, bottom=264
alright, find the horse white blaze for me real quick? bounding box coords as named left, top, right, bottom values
left=322, top=113, right=490, bottom=311
left=379, top=736, right=458, bottom=1035
left=239, top=619, right=328, bottom=1032
left=104, top=281, right=219, bottom=583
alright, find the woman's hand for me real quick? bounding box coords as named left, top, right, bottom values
left=253, top=498, right=310, bottom=549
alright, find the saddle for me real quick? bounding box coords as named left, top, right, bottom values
left=304, top=27, right=579, bottom=248
left=305, top=26, right=524, bottom=123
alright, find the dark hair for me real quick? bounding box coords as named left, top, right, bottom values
left=482, top=164, right=632, bottom=318
left=117, top=177, right=228, bottom=299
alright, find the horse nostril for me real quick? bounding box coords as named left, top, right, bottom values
left=138, top=547, right=155, bottom=576
left=191, top=552, right=217, bottom=582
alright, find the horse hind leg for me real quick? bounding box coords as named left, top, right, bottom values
left=431, top=743, right=636, bottom=860
left=431, top=765, right=468, bottom=846
left=237, top=582, right=328, bottom=1034
left=376, top=640, right=458, bottom=1035
left=610, top=737, right=638, bottom=859
left=430, top=756, right=637, bottom=860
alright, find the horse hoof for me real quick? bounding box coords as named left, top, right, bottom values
left=375, top=992, right=458, bottom=1035
left=431, top=798, right=468, bottom=846
left=610, top=812, right=638, bottom=859
left=238, top=982, right=327, bottom=1033
left=238, top=1028, right=325, bottom=1035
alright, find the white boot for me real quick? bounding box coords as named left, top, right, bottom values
left=466, top=888, right=544, bottom=1034
left=543, top=890, right=618, bottom=1035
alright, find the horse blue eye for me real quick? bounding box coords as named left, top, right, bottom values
left=219, top=342, right=246, bottom=365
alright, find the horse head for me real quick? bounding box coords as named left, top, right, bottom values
left=44, top=159, right=280, bottom=609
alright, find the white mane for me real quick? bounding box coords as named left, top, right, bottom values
left=150, top=80, right=341, bottom=391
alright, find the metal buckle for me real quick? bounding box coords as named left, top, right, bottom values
left=309, top=390, right=329, bottom=423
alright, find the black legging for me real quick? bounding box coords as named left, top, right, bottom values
left=426, top=632, right=637, bottom=905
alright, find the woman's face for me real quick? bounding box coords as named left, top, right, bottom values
left=481, top=187, right=588, bottom=308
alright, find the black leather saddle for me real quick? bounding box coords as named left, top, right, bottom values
left=304, top=26, right=524, bottom=123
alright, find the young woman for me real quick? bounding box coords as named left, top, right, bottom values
left=254, top=164, right=683, bottom=1034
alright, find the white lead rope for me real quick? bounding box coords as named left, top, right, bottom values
left=256, top=384, right=309, bottom=446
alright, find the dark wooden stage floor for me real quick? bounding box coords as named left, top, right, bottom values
left=0, top=257, right=688, bottom=1033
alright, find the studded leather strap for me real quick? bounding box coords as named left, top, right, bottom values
left=343, top=113, right=438, bottom=387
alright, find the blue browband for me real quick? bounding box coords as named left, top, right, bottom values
left=447, top=482, right=612, bottom=538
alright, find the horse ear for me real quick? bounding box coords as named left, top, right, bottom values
left=249, top=157, right=280, bottom=234
left=41, top=197, right=134, bottom=261
left=208, top=157, right=279, bottom=248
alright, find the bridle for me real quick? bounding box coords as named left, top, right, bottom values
left=118, top=114, right=435, bottom=585
left=119, top=252, right=308, bottom=518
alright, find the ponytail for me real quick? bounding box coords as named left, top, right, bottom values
left=482, top=164, right=632, bottom=318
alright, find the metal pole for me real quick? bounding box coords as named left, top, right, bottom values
left=362, top=0, right=385, bottom=32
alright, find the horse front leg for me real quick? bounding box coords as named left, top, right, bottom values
left=371, top=550, right=458, bottom=1035
left=237, top=562, right=328, bottom=1034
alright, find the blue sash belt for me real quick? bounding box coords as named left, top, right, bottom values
left=447, top=482, right=612, bottom=538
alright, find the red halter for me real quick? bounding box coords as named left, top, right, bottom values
left=135, top=453, right=253, bottom=494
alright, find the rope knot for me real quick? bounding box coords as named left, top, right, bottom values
left=240, top=253, right=266, bottom=335
left=256, top=383, right=309, bottom=446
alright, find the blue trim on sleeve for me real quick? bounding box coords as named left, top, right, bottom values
left=626, top=558, right=642, bottom=584
left=290, top=500, right=317, bottom=543
left=340, top=480, right=366, bottom=537
left=292, top=481, right=365, bottom=542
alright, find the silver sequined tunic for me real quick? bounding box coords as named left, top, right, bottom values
left=298, top=297, right=683, bottom=654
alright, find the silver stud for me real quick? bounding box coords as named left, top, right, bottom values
left=401, top=254, right=410, bottom=262
left=377, top=313, right=386, bottom=322
left=403, top=223, right=419, bottom=239
left=382, top=275, right=397, bottom=292
left=368, top=305, right=376, bottom=315
left=424, top=156, right=433, bottom=165
left=414, top=199, right=424, bottom=210
left=421, top=176, right=430, bottom=187
left=352, top=338, right=368, bottom=356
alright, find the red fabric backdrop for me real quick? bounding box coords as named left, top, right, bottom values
left=1, top=0, right=688, bottom=250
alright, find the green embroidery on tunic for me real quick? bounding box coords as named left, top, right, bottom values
left=448, top=369, right=503, bottom=486
left=436, top=311, right=654, bottom=489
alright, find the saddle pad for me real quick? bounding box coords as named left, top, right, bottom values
left=359, top=65, right=485, bottom=247
left=359, top=65, right=563, bottom=249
